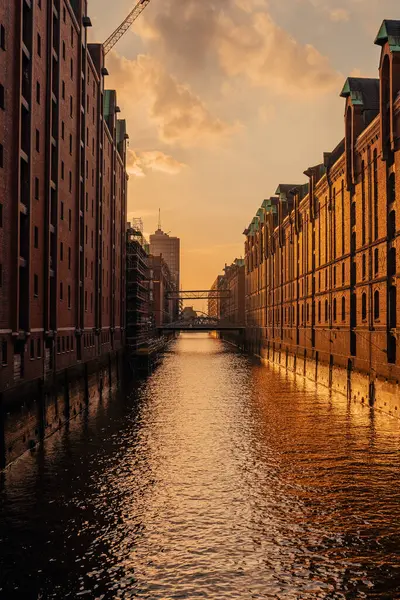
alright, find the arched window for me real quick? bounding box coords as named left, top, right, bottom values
left=374, top=248, right=379, bottom=276
left=318, top=301, right=321, bottom=323
left=333, top=298, right=337, bottom=322
left=388, top=247, right=396, bottom=278
left=325, top=299, right=329, bottom=322
left=342, top=263, right=345, bottom=284
left=306, top=303, right=309, bottom=322
left=362, top=254, right=366, bottom=279
left=374, top=290, right=380, bottom=320
left=362, top=293, right=367, bottom=321
left=341, top=297, right=346, bottom=321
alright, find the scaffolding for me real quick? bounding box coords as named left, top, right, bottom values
left=126, top=223, right=151, bottom=365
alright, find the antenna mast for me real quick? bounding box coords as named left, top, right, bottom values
left=158, top=208, right=162, bottom=231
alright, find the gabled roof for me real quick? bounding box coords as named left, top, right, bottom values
left=275, top=184, right=302, bottom=197
left=340, top=78, right=380, bottom=110
left=375, top=20, right=400, bottom=51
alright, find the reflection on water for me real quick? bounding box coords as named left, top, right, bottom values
left=1, top=334, right=400, bottom=599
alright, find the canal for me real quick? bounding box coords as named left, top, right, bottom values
left=1, top=334, right=400, bottom=599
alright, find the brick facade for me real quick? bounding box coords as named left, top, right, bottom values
left=0, top=1, right=128, bottom=394
left=244, top=20, right=400, bottom=383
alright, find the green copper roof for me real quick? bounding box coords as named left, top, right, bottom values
left=103, top=90, right=116, bottom=117
left=117, top=119, right=127, bottom=144
left=340, top=78, right=380, bottom=109
left=256, top=208, right=265, bottom=223
left=375, top=20, right=400, bottom=51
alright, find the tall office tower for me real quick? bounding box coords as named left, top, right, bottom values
left=0, top=1, right=128, bottom=394
left=149, top=227, right=180, bottom=318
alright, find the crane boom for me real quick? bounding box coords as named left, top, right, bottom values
left=103, top=0, right=151, bottom=55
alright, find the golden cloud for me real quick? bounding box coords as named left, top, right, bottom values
left=126, top=148, right=187, bottom=176
left=107, top=52, right=237, bottom=146
left=141, top=0, right=341, bottom=95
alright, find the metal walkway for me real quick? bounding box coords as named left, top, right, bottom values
left=158, top=316, right=245, bottom=332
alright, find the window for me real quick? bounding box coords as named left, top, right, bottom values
left=36, top=81, right=40, bottom=104
left=60, top=281, right=63, bottom=300
left=0, top=84, right=4, bottom=109
left=34, top=226, right=38, bottom=248
left=34, top=273, right=38, bottom=297
left=341, top=297, right=346, bottom=321
left=69, top=134, right=72, bottom=154
left=325, top=299, right=328, bottom=322
left=35, top=177, right=39, bottom=199
left=37, top=33, right=41, bottom=56
left=66, top=336, right=70, bottom=351
left=70, top=96, right=73, bottom=117
left=63, top=6, right=66, bottom=22
left=91, top=293, right=93, bottom=312
left=70, top=58, right=73, bottom=79
left=333, top=298, right=337, bottom=321
left=61, top=121, right=64, bottom=140
left=35, top=129, right=40, bottom=152
left=374, top=248, right=379, bottom=276
left=30, top=340, right=35, bottom=359
left=362, top=293, right=367, bottom=321
left=57, top=337, right=60, bottom=353
left=69, top=171, right=72, bottom=192
left=62, top=80, right=65, bottom=99
left=362, top=254, right=366, bottom=280
left=60, top=201, right=64, bottom=220
left=62, top=337, right=65, bottom=352
left=1, top=340, right=7, bottom=366
left=0, top=143, right=3, bottom=168
left=0, top=24, right=5, bottom=51
left=68, top=285, right=71, bottom=308
left=68, top=247, right=71, bottom=270
left=37, top=338, right=41, bottom=358
left=60, top=241, right=63, bottom=261
left=342, top=263, right=345, bottom=284
left=62, top=41, right=65, bottom=60
left=374, top=290, right=380, bottom=320
left=85, top=291, right=87, bottom=311
left=68, top=209, right=72, bottom=231
left=71, top=26, right=74, bottom=47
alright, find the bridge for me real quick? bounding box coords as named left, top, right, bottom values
left=166, top=290, right=230, bottom=301
left=158, top=316, right=245, bottom=332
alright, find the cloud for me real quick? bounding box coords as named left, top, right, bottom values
left=126, top=148, right=187, bottom=176
left=107, top=52, right=237, bottom=146
left=141, top=0, right=341, bottom=95
left=329, top=8, right=350, bottom=22
left=217, top=12, right=341, bottom=94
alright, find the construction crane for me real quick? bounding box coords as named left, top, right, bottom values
left=103, top=0, right=152, bottom=55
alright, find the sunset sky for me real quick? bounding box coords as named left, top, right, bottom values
left=91, top=0, right=399, bottom=296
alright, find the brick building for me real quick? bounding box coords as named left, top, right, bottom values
left=208, top=276, right=224, bottom=319
left=244, top=20, right=400, bottom=390
left=0, top=1, right=128, bottom=394
left=219, top=259, right=245, bottom=325
left=148, top=255, right=174, bottom=327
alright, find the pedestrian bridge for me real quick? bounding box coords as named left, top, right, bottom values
left=158, top=316, right=245, bottom=332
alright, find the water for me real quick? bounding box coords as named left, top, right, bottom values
left=1, top=334, right=400, bottom=599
